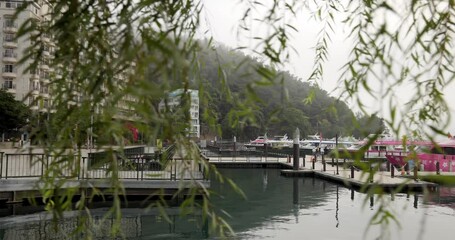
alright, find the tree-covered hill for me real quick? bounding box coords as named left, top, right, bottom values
left=191, top=43, right=384, bottom=141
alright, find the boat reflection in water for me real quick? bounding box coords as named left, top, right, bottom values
left=1, top=168, right=455, bottom=239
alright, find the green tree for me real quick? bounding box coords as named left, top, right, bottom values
left=0, top=90, right=30, bottom=134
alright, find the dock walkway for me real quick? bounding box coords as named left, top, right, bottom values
left=209, top=155, right=442, bottom=192
left=0, top=148, right=209, bottom=204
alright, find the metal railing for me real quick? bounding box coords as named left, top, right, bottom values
left=0, top=151, right=207, bottom=181
left=203, top=148, right=289, bottom=162
left=0, top=153, right=79, bottom=179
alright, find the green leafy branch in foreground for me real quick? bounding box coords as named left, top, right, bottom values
left=10, top=0, right=455, bottom=239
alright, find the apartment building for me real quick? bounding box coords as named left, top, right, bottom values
left=159, top=89, right=200, bottom=138
left=1, top=0, right=53, bottom=112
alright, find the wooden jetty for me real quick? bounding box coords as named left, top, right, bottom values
left=207, top=154, right=441, bottom=192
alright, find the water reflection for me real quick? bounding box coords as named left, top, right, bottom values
left=414, top=194, right=419, bottom=209
left=293, top=178, right=299, bottom=223
left=0, top=207, right=206, bottom=240
left=336, top=185, right=340, bottom=228
left=0, top=168, right=455, bottom=240
left=262, top=169, right=268, bottom=192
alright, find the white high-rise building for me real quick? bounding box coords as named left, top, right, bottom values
left=1, top=0, right=52, bottom=112
left=159, top=89, right=200, bottom=138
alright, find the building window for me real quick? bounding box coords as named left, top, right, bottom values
left=3, top=33, right=16, bottom=42
left=3, top=18, right=17, bottom=28
left=5, top=0, right=23, bottom=8
left=3, top=49, right=16, bottom=58
left=40, top=85, right=48, bottom=94
left=3, top=65, right=14, bottom=73
left=40, top=71, right=49, bottom=79
left=30, top=80, right=40, bottom=90
left=2, top=79, right=14, bottom=89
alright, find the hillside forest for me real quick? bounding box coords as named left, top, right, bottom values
left=190, top=43, right=384, bottom=142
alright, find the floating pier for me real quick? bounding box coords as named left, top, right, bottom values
left=207, top=155, right=440, bottom=192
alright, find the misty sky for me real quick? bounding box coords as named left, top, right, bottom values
left=199, top=1, right=455, bottom=138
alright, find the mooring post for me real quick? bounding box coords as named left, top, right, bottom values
left=293, top=128, right=300, bottom=170
left=351, top=165, right=354, bottom=178
left=404, top=162, right=409, bottom=175
left=302, top=154, right=305, bottom=167
left=369, top=162, right=373, bottom=183
left=436, top=161, right=440, bottom=175
left=312, top=157, right=315, bottom=170
left=321, top=148, right=325, bottom=171
left=331, top=156, right=334, bottom=167
left=233, top=136, right=237, bottom=158
left=391, top=165, right=395, bottom=178
left=265, top=142, right=268, bottom=161
left=336, top=160, right=339, bottom=175
left=336, top=134, right=339, bottom=175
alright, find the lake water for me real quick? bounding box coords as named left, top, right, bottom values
left=1, top=168, right=455, bottom=240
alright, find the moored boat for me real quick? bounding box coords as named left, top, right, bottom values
left=386, top=137, right=455, bottom=172
left=245, top=135, right=268, bottom=148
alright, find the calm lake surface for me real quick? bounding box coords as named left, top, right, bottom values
left=1, top=168, right=455, bottom=240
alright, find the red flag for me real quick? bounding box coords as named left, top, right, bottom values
left=126, top=123, right=139, bottom=142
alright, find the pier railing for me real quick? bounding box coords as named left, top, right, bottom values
left=0, top=152, right=207, bottom=181
left=202, top=149, right=289, bottom=162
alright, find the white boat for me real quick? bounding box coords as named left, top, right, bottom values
left=299, top=133, right=358, bottom=152
left=268, top=134, right=293, bottom=148
left=348, top=130, right=432, bottom=159
left=245, top=134, right=292, bottom=149
left=245, top=135, right=268, bottom=148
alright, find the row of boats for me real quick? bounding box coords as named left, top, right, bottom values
left=245, top=133, right=357, bottom=150
left=245, top=131, right=455, bottom=172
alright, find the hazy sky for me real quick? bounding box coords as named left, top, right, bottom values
left=200, top=1, right=455, bottom=138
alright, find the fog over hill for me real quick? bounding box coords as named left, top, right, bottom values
left=190, top=43, right=384, bottom=141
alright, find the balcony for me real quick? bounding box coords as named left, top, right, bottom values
left=31, top=87, right=39, bottom=95
left=43, top=50, right=50, bottom=57
left=40, top=88, right=50, bottom=99
left=31, top=73, right=40, bottom=80
left=40, top=64, right=49, bottom=71
left=40, top=92, right=50, bottom=99
left=3, top=23, right=18, bottom=33
left=1, top=83, right=16, bottom=93
left=2, top=52, right=17, bottom=63
left=2, top=41, right=17, bottom=48
left=2, top=71, right=17, bottom=78
left=41, top=34, right=51, bottom=43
